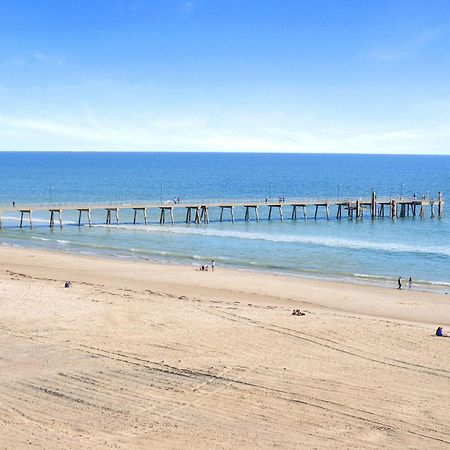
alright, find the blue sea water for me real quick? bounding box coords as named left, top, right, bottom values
left=0, top=152, right=448, bottom=289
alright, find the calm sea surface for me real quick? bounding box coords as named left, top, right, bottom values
left=0, top=152, right=449, bottom=290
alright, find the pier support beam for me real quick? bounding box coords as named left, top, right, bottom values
left=105, top=208, right=119, bottom=225
left=314, top=204, right=330, bottom=220
left=160, top=207, right=174, bottom=225
left=399, top=203, right=406, bottom=218
left=268, top=204, right=283, bottom=221
left=390, top=200, right=397, bottom=219
left=419, top=197, right=426, bottom=218
left=199, top=206, right=209, bottom=224
left=371, top=192, right=377, bottom=220
left=244, top=205, right=259, bottom=222
left=347, top=203, right=354, bottom=219
left=49, top=209, right=63, bottom=228
left=78, top=209, right=92, bottom=227
left=356, top=201, right=361, bottom=220
left=219, top=206, right=234, bottom=222
left=19, top=210, right=32, bottom=229
left=184, top=206, right=209, bottom=224
left=133, top=207, right=147, bottom=225
left=185, top=206, right=199, bottom=224
left=438, top=192, right=444, bottom=218
left=291, top=204, right=307, bottom=220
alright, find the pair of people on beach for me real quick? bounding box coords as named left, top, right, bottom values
left=397, top=276, right=412, bottom=290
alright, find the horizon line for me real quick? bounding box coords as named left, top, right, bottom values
left=0, top=150, right=449, bottom=156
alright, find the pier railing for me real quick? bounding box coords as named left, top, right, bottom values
left=0, top=194, right=439, bottom=211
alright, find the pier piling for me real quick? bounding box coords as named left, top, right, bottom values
left=19, top=210, right=32, bottom=229
left=159, top=207, right=174, bottom=225
left=105, top=208, right=119, bottom=225
left=133, top=207, right=147, bottom=225
left=268, top=204, right=283, bottom=221
left=199, top=206, right=209, bottom=224
left=371, top=192, right=377, bottom=220
left=78, top=209, right=92, bottom=227
left=219, top=206, right=234, bottom=222
left=438, top=192, right=444, bottom=218
left=49, top=209, right=63, bottom=228
left=244, top=205, right=259, bottom=222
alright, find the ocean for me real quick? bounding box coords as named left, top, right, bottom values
left=0, top=152, right=448, bottom=290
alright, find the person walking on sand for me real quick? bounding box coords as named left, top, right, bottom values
left=408, top=277, right=412, bottom=289
left=211, top=260, right=215, bottom=271
left=397, top=277, right=402, bottom=290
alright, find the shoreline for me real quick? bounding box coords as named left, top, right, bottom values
left=2, top=240, right=449, bottom=297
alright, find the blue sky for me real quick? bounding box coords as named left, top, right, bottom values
left=1, top=0, right=450, bottom=153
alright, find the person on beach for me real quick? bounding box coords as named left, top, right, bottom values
left=408, top=277, right=412, bottom=289
left=435, top=327, right=449, bottom=337
left=211, top=260, right=215, bottom=271
left=12, top=201, right=15, bottom=207
left=397, top=277, right=402, bottom=290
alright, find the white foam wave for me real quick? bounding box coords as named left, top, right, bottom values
left=353, top=273, right=392, bottom=280
left=2, top=215, right=77, bottom=225
left=94, top=223, right=450, bottom=257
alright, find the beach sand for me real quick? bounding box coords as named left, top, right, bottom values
left=0, top=246, right=449, bottom=449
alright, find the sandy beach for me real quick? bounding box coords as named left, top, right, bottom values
left=0, top=246, right=449, bottom=449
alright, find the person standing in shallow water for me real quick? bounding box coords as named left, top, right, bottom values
left=397, top=277, right=402, bottom=290
left=211, top=260, right=215, bottom=271
left=408, top=277, right=412, bottom=289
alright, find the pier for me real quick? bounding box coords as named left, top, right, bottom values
left=0, top=192, right=444, bottom=229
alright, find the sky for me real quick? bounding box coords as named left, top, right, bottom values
left=0, top=0, right=450, bottom=154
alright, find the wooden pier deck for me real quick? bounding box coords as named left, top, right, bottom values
left=0, top=192, right=444, bottom=229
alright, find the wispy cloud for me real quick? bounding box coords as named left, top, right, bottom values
left=369, top=28, right=446, bottom=61
left=183, top=1, right=194, bottom=12
left=33, top=51, right=65, bottom=64
left=1, top=113, right=450, bottom=154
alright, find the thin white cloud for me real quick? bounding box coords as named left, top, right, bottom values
left=369, top=28, right=446, bottom=61
left=183, top=1, right=194, bottom=12
left=1, top=114, right=450, bottom=154
left=33, top=52, right=65, bottom=64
